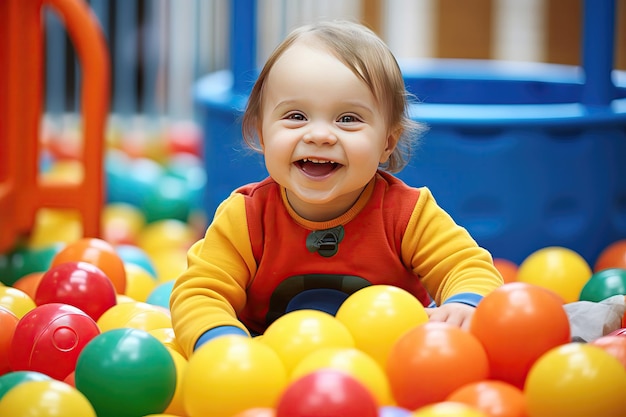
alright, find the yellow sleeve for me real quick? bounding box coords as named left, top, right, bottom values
left=401, top=187, right=504, bottom=305
left=169, top=192, right=257, bottom=357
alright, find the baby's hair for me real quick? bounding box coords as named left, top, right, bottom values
left=242, top=19, right=425, bottom=173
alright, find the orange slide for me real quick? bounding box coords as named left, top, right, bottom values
left=0, top=0, right=110, bottom=253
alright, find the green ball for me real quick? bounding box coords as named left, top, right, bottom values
left=579, top=268, right=626, bottom=302
left=75, top=328, right=176, bottom=417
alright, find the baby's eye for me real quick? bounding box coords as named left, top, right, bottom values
left=285, top=112, right=306, bottom=121
left=338, top=114, right=361, bottom=123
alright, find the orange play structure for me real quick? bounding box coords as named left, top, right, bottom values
left=0, top=0, right=110, bottom=253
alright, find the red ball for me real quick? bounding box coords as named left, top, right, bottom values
left=386, top=322, right=489, bottom=410
left=35, top=261, right=117, bottom=321
left=275, top=370, right=379, bottom=417
left=9, top=303, right=100, bottom=380
left=469, top=282, right=570, bottom=389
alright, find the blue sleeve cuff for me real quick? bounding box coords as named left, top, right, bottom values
left=194, top=325, right=249, bottom=351
left=443, top=293, right=483, bottom=308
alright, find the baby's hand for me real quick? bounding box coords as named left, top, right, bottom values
left=425, top=303, right=476, bottom=331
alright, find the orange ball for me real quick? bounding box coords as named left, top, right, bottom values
left=595, top=240, right=626, bottom=272
left=446, top=380, right=527, bottom=417
left=386, top=322, right=489, bottom=410
left=469, top=282, right=570, bottom=389
left=590, top=335, right=626, bottom=369
left=492, top=258, right=518, bottom=284
left=0, top=306, right=19, bottom=375
left=12, top=272, right=44, bottom=299
left=51, top=238, right=127, bottom=294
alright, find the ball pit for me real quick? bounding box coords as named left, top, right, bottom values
left=2, top=117, right=626, bottom=415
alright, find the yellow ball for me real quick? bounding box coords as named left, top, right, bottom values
left=292, top=347, right=393, bottom=406
left=525, top=343, right=626, bottom=417
left=335, top=285, right=429, bottom=367
left=260, top=309, right=355, bottom=373
left=97, top=301, right=171, bottom=332
left=124, top=263, right=157, bottom=302
left=517, top=246, right=592, bottom=303
left=148, top=327, right=185, bottom=357
left=0, top=380, right=96, bottom=417
left=28, top=209, right=82, bottom=248
left=183, top=335, right=288, bottom=417
left=163, top=347, right=188, bottom=416
left=0, top=286, right=36, bottom=318
left=137, top=219, right=196, bottom=256
left=412, top=402, right=488, bottom=417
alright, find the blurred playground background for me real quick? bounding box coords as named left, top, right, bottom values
left=3, top=0, right=626, bottom=276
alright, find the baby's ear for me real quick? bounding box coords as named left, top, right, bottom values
left=380, top=127, right=402, bottom=163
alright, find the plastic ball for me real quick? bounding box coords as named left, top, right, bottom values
left=335, top=285, right=429, bottom=367
left=28, top=209, right=82, bottom=249
left=0, top=307, right=19, bottom=375
left=411, top=401, right=488, bottom=417
left=123, top=263, right=157, bottom=302
left=165, top=120, right=203, bottom=157
left=115, top=244, right=157, bottom=277
left=166, top=152, right=207, bottom=210
left=231, top=408, right=276, bottom=417
left=379, top=405, right=413, bottom=417
left=275, top=369, right=379, bottom=417
left=524, top=343, right=626, bottom=417
left=101, top=202, right=146, bottom=246
left=147, top=327, right=184, bottom=357
left=595, top=239, right=626, bottom=272
left=260, top=309, right=355, bottom=373
left=9, top=303, right=100, bottom=380
left=51, top=237, right=127, bottom=294
left=183, top=335, right=288, bottom=417
left=517, top=246, right=591, bottom=303
left=291, top=347, right=393, bottom=405
left=162, top=347, right=187, bottom=416
left=35, top=261, right=117, bottom=321
left=137, top=219, right=197, bottom=256
left=590, top=335, right=626, bottom=368
left=386, top=322, right=489, bottom=410
left=75, top=328, right=176, bottom=417
left=149, top=248, right=189, bottom=282
left=0, top=286, right=36, bottom=318
left=0, top=379, right=96, bottom=417
left=446, top=380, right=527, bottom=417
left=12, top=271, right=44, bottom=299
left=1, top=244, right=61, bottom=286
left=143, top=174, right=192, bottom=223
left=469, top=282, right=570, bottom=388
left=0, top=370, right=52, bottom=400
left=579, top=268, right=626, bottom=302
left=97, top=301, right=171, bottom=332
left=146, top=280, right=175, bottom=309
left=492, top=258, right=518, bottom=283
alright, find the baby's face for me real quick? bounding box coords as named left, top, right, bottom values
left=259, top=39, right=394, bottom=221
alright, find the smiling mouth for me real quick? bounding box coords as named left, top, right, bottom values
left=296, top=158, right=342, bottom=177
